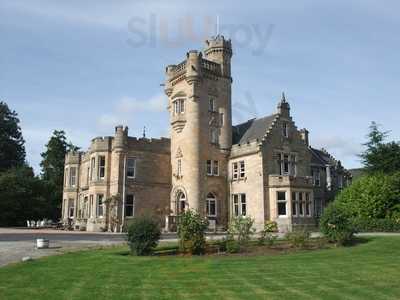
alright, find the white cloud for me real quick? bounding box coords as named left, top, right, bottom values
left=116, top=94, right=165, bottom=113
left=312, top=135, right=363, bottom=167
left=97, top=93, right=166, bottom=130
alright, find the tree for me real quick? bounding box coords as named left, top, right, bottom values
left=40, top=130, right=78, bottom=220
left=335, top=173, right=400, bottom=219
left=0, top=166, right=48, bottom=226
left=360, top=122, right=400, bottom=174
left=0, top=101, right=26, bottom=172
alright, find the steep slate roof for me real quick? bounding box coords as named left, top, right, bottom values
left=232, top=114, right=278, bottom=145
left=309, top=147, right=337, bottom=166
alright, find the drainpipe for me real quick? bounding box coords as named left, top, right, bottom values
left=121, top=154, right=127, bottom=232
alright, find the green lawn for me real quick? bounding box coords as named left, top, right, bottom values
left=1, top=237, right=400, bottom=300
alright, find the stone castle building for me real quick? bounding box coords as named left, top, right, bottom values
left=62, top=36, right=351, bottom=232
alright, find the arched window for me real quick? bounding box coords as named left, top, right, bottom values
left=177, top=191, right=186, bottom=214
left=206, top=193, right=217, bottom=217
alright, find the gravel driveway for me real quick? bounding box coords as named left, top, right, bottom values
left=0, top=228, right=126, bottom=267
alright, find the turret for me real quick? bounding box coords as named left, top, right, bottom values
left=186, top=50, right=202, bottom=83
left=113, top=125, right=128, bottom=151
left=204, top=35, right=232, bottom=78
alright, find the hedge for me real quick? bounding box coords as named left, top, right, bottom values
left=352, top=218, right=400, bottom=232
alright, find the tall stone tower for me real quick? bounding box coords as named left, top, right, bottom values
left=165, top=35, right=233, bottom=228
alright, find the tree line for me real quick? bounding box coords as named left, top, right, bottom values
left=0, top=101, right=78, bottom=226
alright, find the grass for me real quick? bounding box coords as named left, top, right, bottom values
left=1, top=236, right=400, bottom=300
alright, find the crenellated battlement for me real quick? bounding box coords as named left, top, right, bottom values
left=65, top=151, right=82, bottom=165
left=90, top=136, right=113, bottom=152
left=127, top=136, right=170, bottom=153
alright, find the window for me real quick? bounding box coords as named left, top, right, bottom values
left=86, top=167, right=90, bottom=185
left=125, top=194, right=134, bottom=217
left=277, top=191, right=287, bottom=217
left=69, top=167, right=77, bottom=187
left=98, top=156, right=105, bottom=179
left=220, top=113, right=224, bottom=126
left=283, top=155, right=289, bottom=174
left=278, top=153, right=296, bottom=176
left=127, top=158, right=136, bottom=178
left=213, top=160, right=219, bottom=176
left=206, top=160, right=212, bottom=175
left=97, top=194, right=104, bottom=217
left=68, top=199, right=75, bottom=218
left=210, top=128, right=218, bottom=144
left=206, top=193, right=217, bottom=217
left=305, top=192, right=312, bottom=216
left=299, top=192, right=304, bottom=216
left=64, top=167, right=68, bottom=186
left=177, top=159, right=182, bottom=176
left=208, top=97, right=215, bottom=112
left=177, top=191, right=186, bottom=213
left=292, top=192, right=298, bottom=216
left=312, top=169, right=321, bottom=186
left=282, top=122, right=289, bottom=137
left=90, top=157, right=96, bottom=181
left=232, top=162, right=238, bottom=180
left=232, top=194, right=246, bottom=216
left=83, top=196, right=88, bottom=218
left=173, top=98, right=185, bottom=114
left=207, top=160, right=219, bottom=176
left=239, top=161, right=245, bottom=178
left=89, top=195, right=94, bottom=217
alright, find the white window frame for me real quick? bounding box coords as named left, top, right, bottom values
left=206, top=193, right=217, bottom=217
left=207, top=160, right=219, bottom=176
left=305, top=192, right=312, bottom=217
left=68, top=198, right=75, bottom=218
left=239, top=161, right=245, bottom=179
left=299, top=192, right=305, bottom=217
left=313, top=169, right=321, bottom=186
left=173, top=98, right=185, bottom=114
left=96, top=194, right=104, bottom=218
left=98, top=155, right=106, bottom=179
left=69, top=167, right=77, bottom=187
left=277, top=191, right=287, bottom=217
left=126, top=158, right=136, bottom=179
left=232, top=193, right=246, bottom=217
left=125, top=194, right=135, bottom=217
left=232, top=162, right=238, bottom=180
left=292, top=191, right=298, bottom=217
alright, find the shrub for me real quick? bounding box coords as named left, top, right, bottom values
left=335, top=172, right=400, bottom=219
left=226, top=216, right=256, bottom=253
left=320, top=203, right=355, bottom=246
left=285, top=228, right=310, bottom=249
left=352, top=218, right=400, bottom=232
left=258, top=221, right=278, bottom=246
left=177, top=210, right=208, bottom=255
left=126, top=215, right=161, bottom=256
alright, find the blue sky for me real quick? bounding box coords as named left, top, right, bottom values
left=1, top=0, right=399, bottom=174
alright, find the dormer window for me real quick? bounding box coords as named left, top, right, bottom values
left=282, top=122, right=289, bottom=137
left=173, top=98, right=185, bottom=114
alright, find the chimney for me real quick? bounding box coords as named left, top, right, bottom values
left=300, top=128, right=309, bottom=146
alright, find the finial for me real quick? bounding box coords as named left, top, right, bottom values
left=281, top=92, right=286, bottom=103
left=143, top=126, right=146, bottom=138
